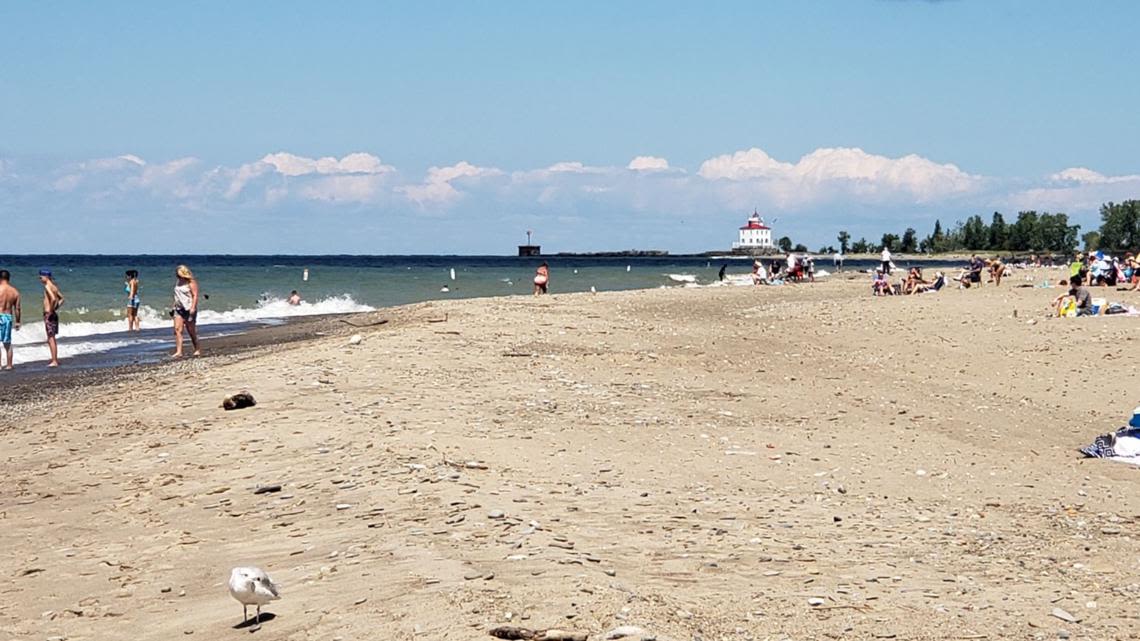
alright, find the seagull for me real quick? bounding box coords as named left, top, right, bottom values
left=229, top=566, right=281, bottom=626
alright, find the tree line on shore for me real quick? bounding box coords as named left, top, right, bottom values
left=814, top=200, right=1140, bottom=256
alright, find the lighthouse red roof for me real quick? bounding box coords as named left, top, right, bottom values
left=740, top=213, right=770, bottom=230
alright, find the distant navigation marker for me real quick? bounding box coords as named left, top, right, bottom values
left=518, top=230, right=541, bottom=257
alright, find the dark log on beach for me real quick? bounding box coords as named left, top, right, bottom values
left=489, top=626, right=537, bottom=640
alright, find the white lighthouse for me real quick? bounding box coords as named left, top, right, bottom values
left=732, top=211, right=774, bottom=249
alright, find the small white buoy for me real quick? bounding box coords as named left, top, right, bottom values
left=450, top=268, right=456, bottom=281
left=626, top=265, right=631, bottom=272
left=590, top=286, right=596, bottom=294
left=440, top=286, right=450, bottom=293
left=302, top=268, right=309, bottom=282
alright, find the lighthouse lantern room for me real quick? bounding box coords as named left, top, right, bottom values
left=733, top=211, right=774, bottom=249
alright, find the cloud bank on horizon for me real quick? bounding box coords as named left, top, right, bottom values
left=1, top=147, right=1136, bottom=254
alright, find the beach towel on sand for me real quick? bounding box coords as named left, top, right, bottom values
left=1079, top=427, right=1140, bottom=466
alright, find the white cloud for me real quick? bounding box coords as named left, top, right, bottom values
left=399, top=161, right=503, bottom=205
left=260, top=152, right=394, bottom=177
left=698, top=146, right=978, bottom=204
left=627, top=156, right=670, bottom=171
left=1004, top=167, right=1140, bottom=211
left=1049, top=167, right=1140, bottom=185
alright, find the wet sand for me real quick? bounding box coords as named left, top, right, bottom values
left=2, top=275, right=1140, bottom=640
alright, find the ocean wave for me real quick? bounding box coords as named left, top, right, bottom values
left=9, top=294, right=375, bottom=348
left=667, top=274, right=697, bottom=283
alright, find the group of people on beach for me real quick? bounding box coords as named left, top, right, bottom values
left=872, top=251, right=1009, bottom=297
left=1050, top=251, right=1140, bottom=317
left=0, top=264, right=204, bottom=369
left=750, top=252, right=816, bottom=285
left=0, top=268, right=64, bottom=369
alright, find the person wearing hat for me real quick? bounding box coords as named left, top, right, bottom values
left=39, top=268, right=64, bottom=367
left=172, top=265, right=201, bottom=358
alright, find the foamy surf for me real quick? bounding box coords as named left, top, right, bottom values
left=8, top=294, right=374, bottom=365
left=667, top=274, right=697, bottom=283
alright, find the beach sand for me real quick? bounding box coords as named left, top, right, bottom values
left=3, top=275, right=1139, bottom=640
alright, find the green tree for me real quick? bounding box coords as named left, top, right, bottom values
left=793, top=243, right=808, bottom=253
left=880, top=233, right=899, bottom=252
left=1007, top=211, right=1041, bottom=252
left=961, top=215, right=988, bottom=250
left=934, top=221, right=966, bottom=253
left=988, top=212, right=1008, bottom=250
left=1098, top=200, right=1140, bottom=251
left=1082, top=230, right=1101, bottom=252
left=837, top=230, right=851, bottom=254
left=900, top=228, right=918, bottom=253
left=777, top=236, right=793, bottom=252
left=851, top=237, right=870, bottom=254
left=1038, top=212, right=1080, bottom=252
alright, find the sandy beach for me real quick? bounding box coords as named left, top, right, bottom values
left=3, top=276, right=1140, bottom=640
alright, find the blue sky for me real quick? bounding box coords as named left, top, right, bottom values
left=2, top=1, right=1139, bottom=253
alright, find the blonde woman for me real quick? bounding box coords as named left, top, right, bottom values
left=172, top=265, right=201, bottom=358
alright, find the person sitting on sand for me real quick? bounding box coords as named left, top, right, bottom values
left=903, top=267, right=928, bottom=295
left=872, top=270, right=893, bottom=296
left=1053, top=275, right=1094, bottom=317
left=919, top=271, right=947, bottom=293
left=288, top=290, right=301, bottom=305
left=1125, top=253, right=1140, bottom=291
left=967, top=255, right=985, bottom=287
left=751, top=259, right=768, bottom=285
left=533, top=262, right=549, bottom=296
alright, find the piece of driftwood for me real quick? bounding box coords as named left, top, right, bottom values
left=339, top=318, right=390, bottom=328
left=539, top=631, right=589, bottom=641
left=490, top=627, right=536, bottom=640
left=221, top=392, right=257, bottom=411
left=426, top=314, right=449, bottom=323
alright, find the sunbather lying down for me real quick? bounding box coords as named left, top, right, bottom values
left=910, top=272, right=946, bottom=294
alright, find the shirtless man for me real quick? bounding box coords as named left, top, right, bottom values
left=0, top=270, right=21, bottom=370
left=39, top=269, right=64, bottom=367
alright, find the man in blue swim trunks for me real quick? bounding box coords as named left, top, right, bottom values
left=0, top=270, right=22, bottom=370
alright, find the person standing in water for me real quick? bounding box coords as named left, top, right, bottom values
left=718, top=264, right=727, bottom=281
left=172, top=265, right=201, bottom=358
left=533, top=262, right=550, bottom=296
left=124, top=270, right=141, bottom=331
left=39, top=269, right=64, bottom=367
left=0, top=270, right=21, bottom=370
left=288, top=290, right=301, bottom=305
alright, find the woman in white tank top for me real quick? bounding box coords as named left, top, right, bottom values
left=172, top=265, right=201, bottom=358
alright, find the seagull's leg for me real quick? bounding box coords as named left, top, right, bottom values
left=242, top=604, right=248, bottom=623
left=255, top=604, right=261, bottom=625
